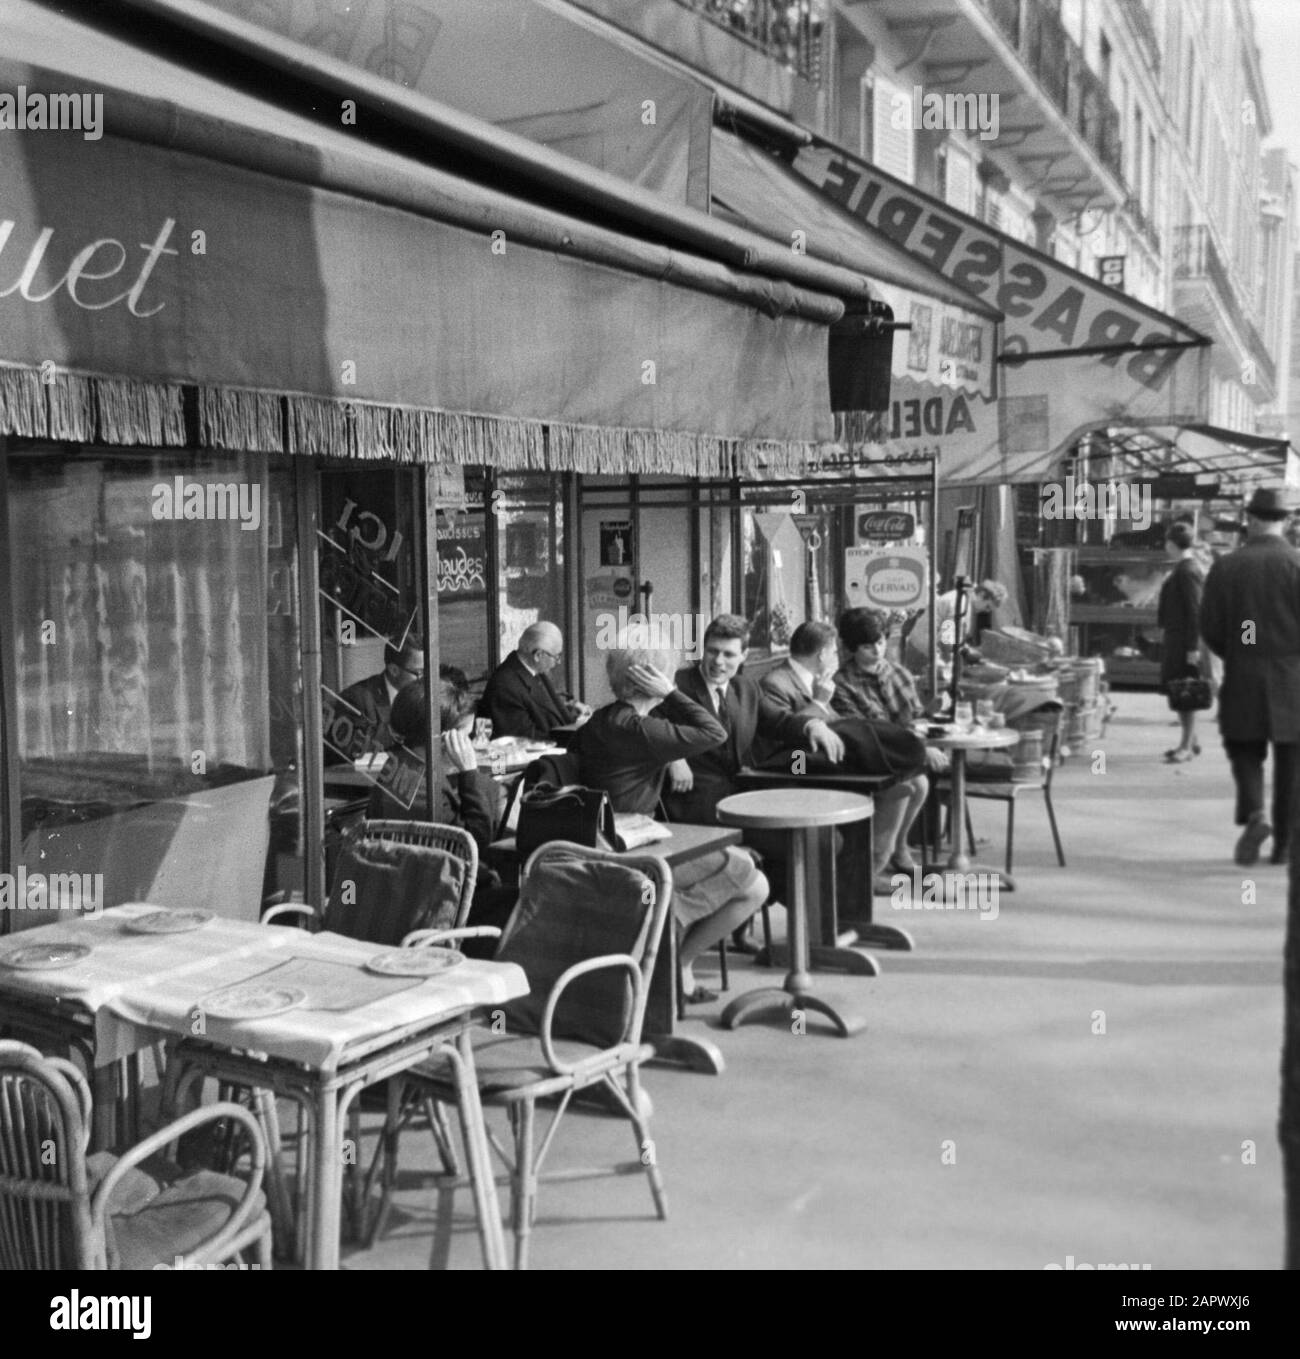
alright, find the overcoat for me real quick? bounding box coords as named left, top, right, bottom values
left=1199, top=536, right=1300, bottom=742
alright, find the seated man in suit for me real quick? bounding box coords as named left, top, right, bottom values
left=327, top=634, right=424, bottom=762
left=479, top=621, right=591, bottom=740
left=661, top=613, right=844, bottom=825
left=574, top=645, right=765, bottom=1003
left=762, top=619, right=920, bottom=892
left=661, top=613, right=845, bottom=954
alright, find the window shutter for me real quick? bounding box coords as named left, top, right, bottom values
left=868, top=72, right=915, bottom=182
left=945, top=146, right=973, bottom=215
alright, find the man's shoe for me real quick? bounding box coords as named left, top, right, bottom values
left=1235, top=812, right=1272, bottom=866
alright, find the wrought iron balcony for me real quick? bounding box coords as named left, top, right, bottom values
left=1173, top=225, right=1276, bottom=392
left=678, top=0, right=826, bottom=82
left=1123, top=195, right=1161, bottom=255
left=981, top=0, right=1124, bottom=184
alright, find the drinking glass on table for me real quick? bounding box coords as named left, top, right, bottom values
left=975, top=699, right=995, bottom=729
left=954, top=701, right=974, bottom=733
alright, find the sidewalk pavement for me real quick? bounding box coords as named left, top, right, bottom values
left=348, top=691, right=1286, bottom=1270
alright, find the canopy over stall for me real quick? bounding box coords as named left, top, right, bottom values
left=0, top=0, right=869, bottom=477
left=1086, top=423, right=1293, bottom=481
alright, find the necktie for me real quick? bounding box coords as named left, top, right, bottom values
left=714, top=686, right=729, bottom=726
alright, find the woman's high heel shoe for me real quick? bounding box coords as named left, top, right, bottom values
left=1165, top=748, right=1194, bottom=763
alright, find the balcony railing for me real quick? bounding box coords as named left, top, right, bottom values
left=982, top=0, right=1124, bottom=184
left=1123, top=194, right=1161, bottom=255
left=678, top=0, right=825, bottom=82
left=1173, top=225, right=1277, bottom=392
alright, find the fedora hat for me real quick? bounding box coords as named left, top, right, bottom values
left=1245, top=487, right=1292, bottom=519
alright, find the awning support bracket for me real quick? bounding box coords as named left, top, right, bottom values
left=999, top=337, right=1211, bottom=365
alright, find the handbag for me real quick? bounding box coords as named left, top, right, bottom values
left=1166, top=672, right=1213, bottom=713
left=515, top=782, right=616, bottom=863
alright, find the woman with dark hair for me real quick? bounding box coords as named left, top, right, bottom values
left=1157, top=521, right=1210, bottom=762
left=832, top=608, right=945, bottom=886
left=368, top=670, right=493, bottom=836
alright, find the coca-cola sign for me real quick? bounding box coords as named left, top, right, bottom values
left=858, top=511, right=915, bottom=540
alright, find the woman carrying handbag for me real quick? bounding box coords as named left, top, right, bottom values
left=1157, top=522, right=1215, bottom=762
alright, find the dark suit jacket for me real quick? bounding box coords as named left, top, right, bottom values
left=479, top=651, right=571, bottom=739
left=574, top=690, right=725, bottom=816
left=659, top=666, right=811, bottom=823
left=1200, top=535, right=1300, bottom=742
left=758, top=659, right=835, bottom=726
left=333, top=672, right=394, bottom=758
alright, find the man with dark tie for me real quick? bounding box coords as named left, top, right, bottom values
left=479, top=620, right=592, bottom=740
left=660, top=614, right=844, bottom=825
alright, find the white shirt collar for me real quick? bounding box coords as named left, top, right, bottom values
left=517, top=650, right=539, bottom=677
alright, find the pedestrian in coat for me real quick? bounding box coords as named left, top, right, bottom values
left=1157, top=522, right=1212, bottom=763
left=1199, top=487, right=1300, bottom=865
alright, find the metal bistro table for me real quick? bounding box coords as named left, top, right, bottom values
left=735, top=766, right=909, bottom=957
left=487, top=823, right=740, bottom=1076
left=925, top=726, right=1022, bottom=890
left=714, top=790, right=874, bottom=1038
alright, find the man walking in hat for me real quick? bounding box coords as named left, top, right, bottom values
left=1200, top=487, right=1300, bottom=865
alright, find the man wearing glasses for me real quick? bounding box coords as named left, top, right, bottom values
left=480, top=620, right=592, bottom=739
left=330, top=634, right=425, bottom=759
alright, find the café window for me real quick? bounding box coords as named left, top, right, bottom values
left=739, top=495, right=852, bottom=655
left=4, top=445, right=303, bottom=929
left=738, top=480, right=931, bottom=659
left=437, top=470, right=568, bottom=690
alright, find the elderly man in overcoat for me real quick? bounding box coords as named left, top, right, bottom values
left=1200, top=487, right=1300, bottom=865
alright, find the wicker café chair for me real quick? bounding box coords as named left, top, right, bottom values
left=249, top=819, right=480, bottom=1244
left=0, top=1041, right=271, bottom=1270
left=376, top=840, right=673, bottom=1269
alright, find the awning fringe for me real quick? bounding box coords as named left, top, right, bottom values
left=0, top=366, right=827, bottom=475
left=0, top=365, right=186, bottom=445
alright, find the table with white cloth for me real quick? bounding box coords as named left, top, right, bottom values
left=0, top=904, right=304, bottom=1146
left=0, top=905, right=527, bottom=1269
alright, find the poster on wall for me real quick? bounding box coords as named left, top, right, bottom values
left=600, top=520, right=634, bottom=567
left=844, top=546, right=928, bottom=611
left=586, top=572, right=636, bottom=612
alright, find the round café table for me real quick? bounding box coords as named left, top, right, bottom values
left=925, top=726, right=1021, bottom=889
left=715, top=788, right=875, bottom=1038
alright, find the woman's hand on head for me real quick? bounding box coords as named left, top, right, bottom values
left=627, top=663, right=675, bottom=699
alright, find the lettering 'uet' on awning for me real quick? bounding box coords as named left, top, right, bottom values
left=0, top=1, right=844, bottom=474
